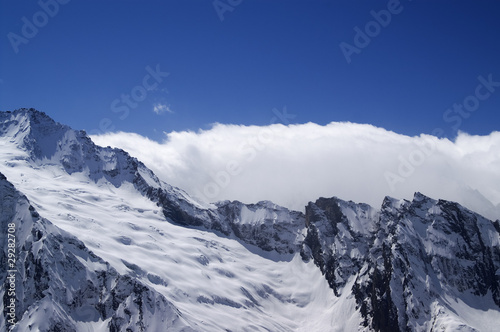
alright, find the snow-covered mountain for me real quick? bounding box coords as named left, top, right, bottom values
left=301, top=195, right=500, bottom=331
left=1, top=108, right=499, bottom=331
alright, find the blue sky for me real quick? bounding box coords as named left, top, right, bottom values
left=1, top=0, right=499, bottom=141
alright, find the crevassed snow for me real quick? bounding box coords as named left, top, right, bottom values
left=0, top=155, right=355, bottom=331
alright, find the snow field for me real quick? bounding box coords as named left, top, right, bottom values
left=0, top=154, right=358, bottom=331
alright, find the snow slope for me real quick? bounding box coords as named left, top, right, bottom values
left=0, top=109, right=356, bottom=331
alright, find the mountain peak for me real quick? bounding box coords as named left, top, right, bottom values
left=0, top=109, right=165, bottom=190
left=1, top=108, right=69, bottom=157
left=16, top=107, right=55, bottom=122
left=1, top=108, right=61, bottom=131
left=413, top=191, right=431, bottom=202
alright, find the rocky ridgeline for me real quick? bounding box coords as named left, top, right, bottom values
left=301, top=193, right=500, bottom=331
left=1, top=109, right=499, bottom=331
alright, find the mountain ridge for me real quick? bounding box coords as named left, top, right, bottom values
left=1, top=108, right=499, bottom=331
left=1, top=108, right=304, bottom=254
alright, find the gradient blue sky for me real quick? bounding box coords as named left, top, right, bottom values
left=1, top=0, right=499, bottom=141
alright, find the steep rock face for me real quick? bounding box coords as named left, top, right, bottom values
left=147, top=187, right=305, bottom=254
left=301, top=197, right=377, bottom=295
left=302, top=193, right=500, bottom=331
left=215, top=200, right=305, bottom=254
left=0, top=173, right=193, bottom=332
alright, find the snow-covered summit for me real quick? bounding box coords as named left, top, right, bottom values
left=0, top=108, right=165, bottom=189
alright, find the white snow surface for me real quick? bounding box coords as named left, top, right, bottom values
left=0, top=136, right=357, bottom=331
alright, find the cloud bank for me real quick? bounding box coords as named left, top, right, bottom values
left=91, top=122, right=500, bottom=220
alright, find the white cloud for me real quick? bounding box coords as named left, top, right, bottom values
left=153, top=103, right=173, bottom=115
left=91, top=122, right=500, bottom=220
